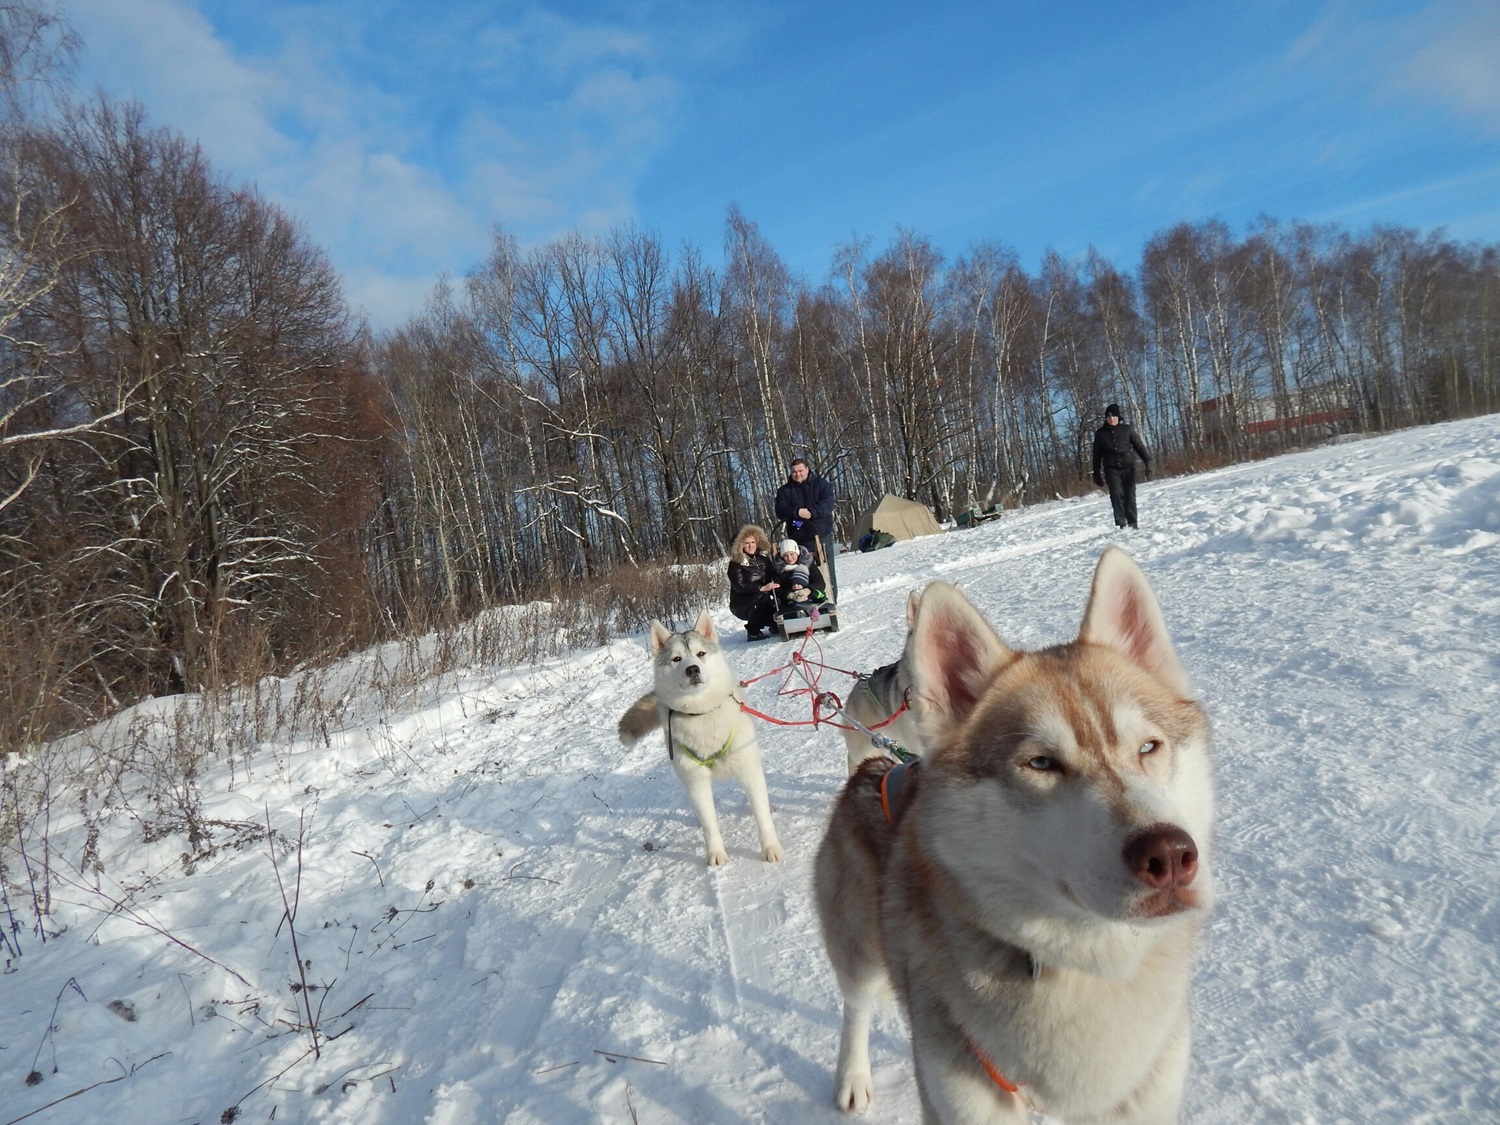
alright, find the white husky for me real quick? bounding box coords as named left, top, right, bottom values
left=814, top=548, right=1214, bottom=1123
left=618, top=612, right=784, bottom=866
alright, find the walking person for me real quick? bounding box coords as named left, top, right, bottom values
left=1091, top=403, right=1152, bottom=529
left=727, top=525, right=780, bottom=642
left=774, top=456, right=838, bottom=602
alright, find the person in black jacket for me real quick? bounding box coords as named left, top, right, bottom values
left=773, top=457, right=838, bottom=602
left=1091, top=403, right=1152, bottom=529
left=727, top=524, right=779, bottom=641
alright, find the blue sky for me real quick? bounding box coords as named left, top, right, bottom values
left=60, top=0, right=1500, bottom=329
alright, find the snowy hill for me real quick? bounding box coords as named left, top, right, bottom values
left=3, top=417, right=1498, bottom=1124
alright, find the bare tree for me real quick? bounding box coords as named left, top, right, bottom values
left=0, top=2, right=105, bottom=514
left=17, top=97, right=362, bottom=697
left=723, top=205, right=792, bottom=506
left=0, top=2, right=77, bottom=122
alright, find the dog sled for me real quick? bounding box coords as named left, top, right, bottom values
left=773, top=549, right=839, bottom=641
left=773, top=596, right=840, bottom=641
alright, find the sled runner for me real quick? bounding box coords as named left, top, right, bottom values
left=774, top=598, right=840, bottom=641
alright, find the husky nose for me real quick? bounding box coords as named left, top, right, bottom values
left=1123, top=826, right=1198, bottom=889
left=685, top=664, right=701, bottom=682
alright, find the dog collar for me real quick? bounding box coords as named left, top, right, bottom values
left=967, top=1037, right=1022, bottom=1096
left=858, top=674, right=912, bottom=727
left=879, top=759, right=920, bottom=824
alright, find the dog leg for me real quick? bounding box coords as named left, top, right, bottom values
left=679, top=765, right=729, bottom=865
left=832, top=977, right=881, bottom=1112
left=736, top=754, right=784, bottom=862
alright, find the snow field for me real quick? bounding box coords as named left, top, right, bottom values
left=2, top=416, right=1498, bottom=1123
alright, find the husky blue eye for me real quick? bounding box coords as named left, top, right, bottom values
left=1027, top=756, right=1057, bottom=772
left=1139, top=740, right=1160, bottom=755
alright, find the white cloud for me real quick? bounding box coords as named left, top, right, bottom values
left=60, top=0, right=730, bottom=328
left=64, top=0, right=290, bottom=167
left=343, top=269, right=447, bottom=332
left=1314, top=164, right=1500, bottom=226
left=1283, top=0, right=1500, bottom=135
left=1397, top=0, right=1500, bottom=131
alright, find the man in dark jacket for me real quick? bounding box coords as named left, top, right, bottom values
left=774, top=457, right=838, bottom=601
left=1091, top=403, right=1152, bottom=529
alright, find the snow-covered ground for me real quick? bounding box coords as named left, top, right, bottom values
left=3, top=417, right=1498, bottom=1125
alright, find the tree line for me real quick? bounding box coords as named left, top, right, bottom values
left=3, top=3, right=1499, bottom=745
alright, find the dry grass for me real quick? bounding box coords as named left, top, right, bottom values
left=0, top=557, right=724, bottom=957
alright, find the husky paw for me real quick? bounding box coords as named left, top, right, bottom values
left=834, top=1070, right=874, bottom=1113
left=761, top=842, right=784, bottom=863
left=705, top=848, right=729, bottom=866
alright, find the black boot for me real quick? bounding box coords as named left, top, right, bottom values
left=745, top=625, right=769, bottom=642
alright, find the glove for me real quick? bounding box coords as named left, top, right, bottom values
left=1144, top=466, right=1153, bottom=480
left=1092, top=474, right=1103, bottom=487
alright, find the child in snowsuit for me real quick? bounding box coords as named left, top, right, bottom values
left=774, top=539, right=821, bottom=610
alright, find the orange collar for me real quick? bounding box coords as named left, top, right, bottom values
left=967, top=1037, right=1021, bottom=1095
left=879, top=759, right=919, bottom=824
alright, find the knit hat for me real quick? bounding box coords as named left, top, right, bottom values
left=779, top=539, right=800, bottom=555
left=1105, top=403, right=1122, bottom=419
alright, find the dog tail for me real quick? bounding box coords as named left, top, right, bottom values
left=618, top=692, right=661, bottom=745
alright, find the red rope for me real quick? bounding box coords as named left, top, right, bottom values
left=736, top=627, right=845, bottom=730
left=734, top=625, right=909, bottom=735
left=738, top=701, right=809, bottom=727
left=803, top=655, right=863, bottom=678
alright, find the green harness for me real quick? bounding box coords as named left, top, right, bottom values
left=667, top=710, right=734, bottom=767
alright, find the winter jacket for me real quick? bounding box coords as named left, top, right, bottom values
left=1092, top=421, right=1151, bottom=479
left=774, top=470, right=836, bottom=547
left=727, top=525, right=777, bottom=618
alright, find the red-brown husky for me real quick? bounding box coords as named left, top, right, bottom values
left=814, top=548, right=1214, bottom=1123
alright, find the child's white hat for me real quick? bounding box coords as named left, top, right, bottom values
left=779, top=539, right=800, bottom=554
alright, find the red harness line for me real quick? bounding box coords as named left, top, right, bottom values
left=737, top=629, right=910, bottom=733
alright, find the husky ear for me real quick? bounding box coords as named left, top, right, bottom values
left=1078, top=547, right=1191, bottom=696
left=905, top=588, right=921, bottom=629
left=694, top=610, right=717, bottom=641
left=649, top=620, right=672, bottom=653
left=910, top=581, right=1012, bottom=745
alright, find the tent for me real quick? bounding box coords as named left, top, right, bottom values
left=852, top=494, right=945, bottom=544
